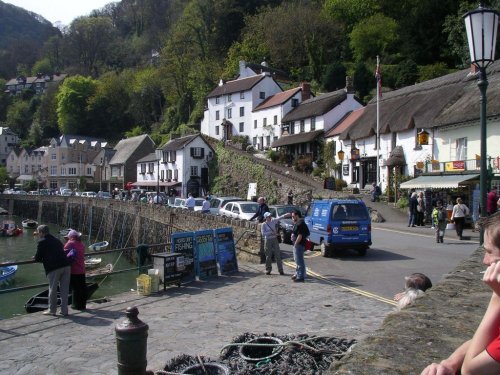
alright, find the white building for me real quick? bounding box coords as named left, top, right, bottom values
left=0, top=127, right=20, bottom=166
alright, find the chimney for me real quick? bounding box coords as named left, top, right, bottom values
left=218, top=79, right=225, bottom=86
left=301, top=82, right=311, bottom=101
left=239, top=60, right=247, bottom=78
left=345, top=76, right=354, bottom=94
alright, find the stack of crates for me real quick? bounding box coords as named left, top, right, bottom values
left=136, top=274, right=152, bottom=296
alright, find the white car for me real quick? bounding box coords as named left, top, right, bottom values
left=81, top=191, right=97, bottom=198
left=209, top=196, right=246, bottom=215
left=219, top=201, right=259, bottom=220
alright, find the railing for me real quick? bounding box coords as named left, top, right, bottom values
left=0, top=243, right=169, bottom=295
left=418, top=157, right=498, bottom=174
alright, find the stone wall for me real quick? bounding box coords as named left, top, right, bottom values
left=0, top=195, right=262, bottom=263
left=329, top=246, right=489, bottom=374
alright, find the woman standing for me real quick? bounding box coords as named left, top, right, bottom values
left=432, top=200, right=448, bottom=243
left=416, top=191, right=425, bottom=226
left=451, top=197, right=470, bottom=240
left=64, top=230, right=87, bottom=310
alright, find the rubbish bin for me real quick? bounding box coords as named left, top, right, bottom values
left=148, top=269, right=160, bottom=293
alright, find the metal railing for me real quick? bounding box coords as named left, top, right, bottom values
left=420, top=157, right=497, bottom=174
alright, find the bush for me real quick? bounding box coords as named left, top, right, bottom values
left=335, top=179, right=347, bottom=191
left=397, top=196, right=409, bottom=209
left=294, top=155, right=313, bottom=173
left=266, top=149, right=278, bottom=162
left=312, top=167, right=324, bottom=177
left=246, top=145, right=255, bottom=152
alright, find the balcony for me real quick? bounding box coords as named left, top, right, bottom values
left=416, top=157, right=497, bottom=175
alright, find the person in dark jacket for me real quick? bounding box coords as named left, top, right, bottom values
left=34, top=225, right=71, bottom=316
left=250, top=197, right=269, bottom=223
left=408, top=192, right=418, bottom=227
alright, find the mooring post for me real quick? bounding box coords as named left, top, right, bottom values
left=115, top=306, right=149, bottom=375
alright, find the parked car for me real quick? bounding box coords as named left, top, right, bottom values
left=209, top=196, right=246, bottom=215
left=97, top=191, right=113, bottom=199
left=268, top=205, right=306, bottom=244
left=81, top=191, right=97, bottom=198
left=305, top=199, right=372, bottom=257
left=219, top=201, right=259, bottom=220
left=172, top=198, right=186, bottom=208
left=191, top=198, right=205, bottom=211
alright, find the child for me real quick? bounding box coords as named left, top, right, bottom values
left=432, top=200, right=447, bottom=243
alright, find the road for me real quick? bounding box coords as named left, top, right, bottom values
left=280, top=225, right=480, bottom=302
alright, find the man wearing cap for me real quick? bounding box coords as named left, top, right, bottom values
left=261, top=211, right=291, bottom=275
left=33, top=225, right=71, bottom=316
left=250, top=197, right=270, bottom=223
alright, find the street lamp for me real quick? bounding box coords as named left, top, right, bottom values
left=464, top=2, right=498, bottom=244
left=155, top=149, right=162, bottom=204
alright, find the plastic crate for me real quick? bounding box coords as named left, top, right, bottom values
left=136, top=274, right=152, bottom=296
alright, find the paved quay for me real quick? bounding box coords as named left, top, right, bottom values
left=0, top=258, right=395, bottom=375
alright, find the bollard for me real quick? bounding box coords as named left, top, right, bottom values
left=115, top=306, right=149, bottom=375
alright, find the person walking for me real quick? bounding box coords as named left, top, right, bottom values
left=261, top=211, right=291, bottom=275
left=287, top=190, right=294, bottom=205
left=290, top=209, right=310, bottom=283
left=487, top=190, right=498, bottom=216
left=452, top=197, right=470, bottom=240
left=408, top=192, right=418, bottom=227
left=432, top=200, right=447, bottom=243
left=64, top=230, right=87, bottom=311
left=33, top=225, right=71, bottom=316
left=250, top=197, right=269, bottom=223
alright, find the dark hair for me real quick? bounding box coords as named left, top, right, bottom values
left=405, top=273, right=432, bottom=291
left=478, top=212, right=500, bottom=247
left=292, top=209, right=302, bottom=218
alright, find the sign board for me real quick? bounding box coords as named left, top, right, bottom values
left=445, top=161, right=465, bottom=171
left=214, top=228, right=238, bottom=275
left=247, top=183, right=257, bottom=200
left=194, top=230, right=218, bottom=279
left=342, top=164, right=349, bottom=176
left=171, top=232, right=196, bottom=282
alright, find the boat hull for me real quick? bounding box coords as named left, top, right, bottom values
left=0, top=265, right=18, bottom=283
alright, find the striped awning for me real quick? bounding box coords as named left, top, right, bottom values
left=400, top=174, right=479, bottom=189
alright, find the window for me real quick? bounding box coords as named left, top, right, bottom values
left=274, top=115, right=278, bottom=125
left=259, top=92, right=265, bottom=99
left=60, top=167, right=66, bottom=176
left=148, top=163, right=155, bottom=173
left=254, top=120, right=257, bottom=129
left=51, top=154, right=56, bottom=160
left=227, top=93, right=232, bottom=102
left=111, top=166, right=120, bottom=177
left=300, top=120, right=305, bottom=133
left=50, top=166, right=57, bottom=175
left=215, top=126, right=219, bottom=135
left=392, top=132, right=397, bottom=149
left=86, top=167, right=92, bottom=175
left=456, top=138, right=467, bottom=160
left=216, top=110, right=220, bottom=120
left=253, top=137, right=257, bottom=146
left=290, top=121, right=295, bottom=135
left=216, top=96, right=220, bottom=104
left=263, top=118, right=267, bottom=126
left=414, top=128, right=423, bottom=150
left=24, top=165, right=28, bottom=173
left=266, top=136, right=270, bottom=146
left=240, top=91, right=245, bottom=99
left=160, top=170, right=165, bottom=180
left=174, top=169, right=178, bottom=180
left=140, top=163, right=146, bottom=174
left=227, top=108, right=232, bottom=119
left=311, top=117, right=316, bottom=131
left=190, top=166, right=198, bottom=177
left=68, top=167, right=77, bottom=175
left=167, top=170, right=172, bottom=180
left=190, top=147, right=204, bottom=159
left=291, top=98, right=298, bottom=107
left=240, top=107, right=244, bottom=117
left=239, top=122, right=244, bottom=132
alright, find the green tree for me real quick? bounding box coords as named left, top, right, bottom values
left=395, top=59, right=418, bottom=88
left=418, top=63, right=452, bottom=82
left=6, top=100, right=32, bottom=139
left=31, top=58, right=53, bottom=75
left=349, top=13, right=398, bottom=63
left=352, top=62, right=372, bottom=101
left=323, top=0, right=379, bottom=31
left=321, top=62, right=347, bottom=92
left=33, top=84, right=60, bottom=141
left=0, top=167, right=8, bottom=188
left=56, top=75, right=98, bottom=135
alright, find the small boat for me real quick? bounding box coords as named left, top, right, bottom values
left=0, top=265, right=17, bottom=284
left=59, top=228, right=82, bottom=238
left=24, top=282, right=99, bottom=313
left=0, top=220, right=22, bottom=237
left=22, top=219, right=38, bottom=229
left=88, top=241, right=109, bottom=251
left=87, top=263, right=113, bottom=278
left=84, top=257, right=102, bottom=269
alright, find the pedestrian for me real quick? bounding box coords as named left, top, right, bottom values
left=64, top=230, right=87, bottom=311
left=370, top=182, right=381, bottom=202
left=261, top=211, right=291, bottom=275
left=290, top=209, right=310, bottom=283
left=487, top=190, right=498, bottom=215
left=451, top=197, right=469, bottom=240
left=394, top=273, right=432, bottom=310
left=250, top=197, right=270, bottom=223
left=185, top=193, right=195, bottom=210
left=287, top=189, right=294, bottom=205
left=432, top=200, right=447, bottom=243
left=201, top=196, right=211, bottom=213
left=421, top=212, right=500, bottom=375
left=497, top=197, right=500, bottom=213
left=415, top=191, right=424, bottom=226
left=408, top=192, right=418, bottom=227
left=33, top=225, right=71, bottom=316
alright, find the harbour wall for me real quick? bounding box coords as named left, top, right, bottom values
left=0, top=195, right=262, bottom=262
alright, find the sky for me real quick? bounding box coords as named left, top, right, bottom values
left=2, top=0, right=115, bottom=26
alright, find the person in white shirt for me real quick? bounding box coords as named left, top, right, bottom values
left=451, top=197, right=470, bottom=240
left=201, top=196, right=211, bottom=213
left=185, top=193, right=195, bottom=210
left=261, top=211, right=291, bottom=275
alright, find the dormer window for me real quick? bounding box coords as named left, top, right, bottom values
left=227, top=93, right=232, bottom=102
left=259, top=92, right=265, bottom=99
left=291, top=98, right=298, bottom=107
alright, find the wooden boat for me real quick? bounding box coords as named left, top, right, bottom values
left=0, top=220, right=22, bottom=237
left=59, top=228, right=81, bottom=237
left=24, top=282, right=99, bottom=313
left=87, top=263, right=113, bottom=278
left=84, top=257, right=102, bottom=269
left=0, top=265, right=17, bottom=284
left=22, top=219, right=38, bottom=229
left=88, top=241, right=109, bottom=251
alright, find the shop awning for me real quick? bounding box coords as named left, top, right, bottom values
left=400, top=174, right=479, bottom=189
left=16, top=175, right=34, bottom=181
left=271, top=130, right=324, bottom=148
left=132, top=181, right=181, bottom=187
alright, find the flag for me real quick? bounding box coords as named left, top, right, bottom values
left=375, top=59, right=382, bottom=98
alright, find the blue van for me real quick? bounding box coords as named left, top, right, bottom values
left=305, top=199, right=372, bottom=257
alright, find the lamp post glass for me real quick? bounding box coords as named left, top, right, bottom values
left=463, top=2, right=499, bottom=244
left=155, top=149, right=162, bottom=203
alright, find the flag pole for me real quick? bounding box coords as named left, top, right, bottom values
left=376, top=55, right=380, bottom=187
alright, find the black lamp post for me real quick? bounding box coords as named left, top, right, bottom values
left=464, top=2, right=498, bottom=244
